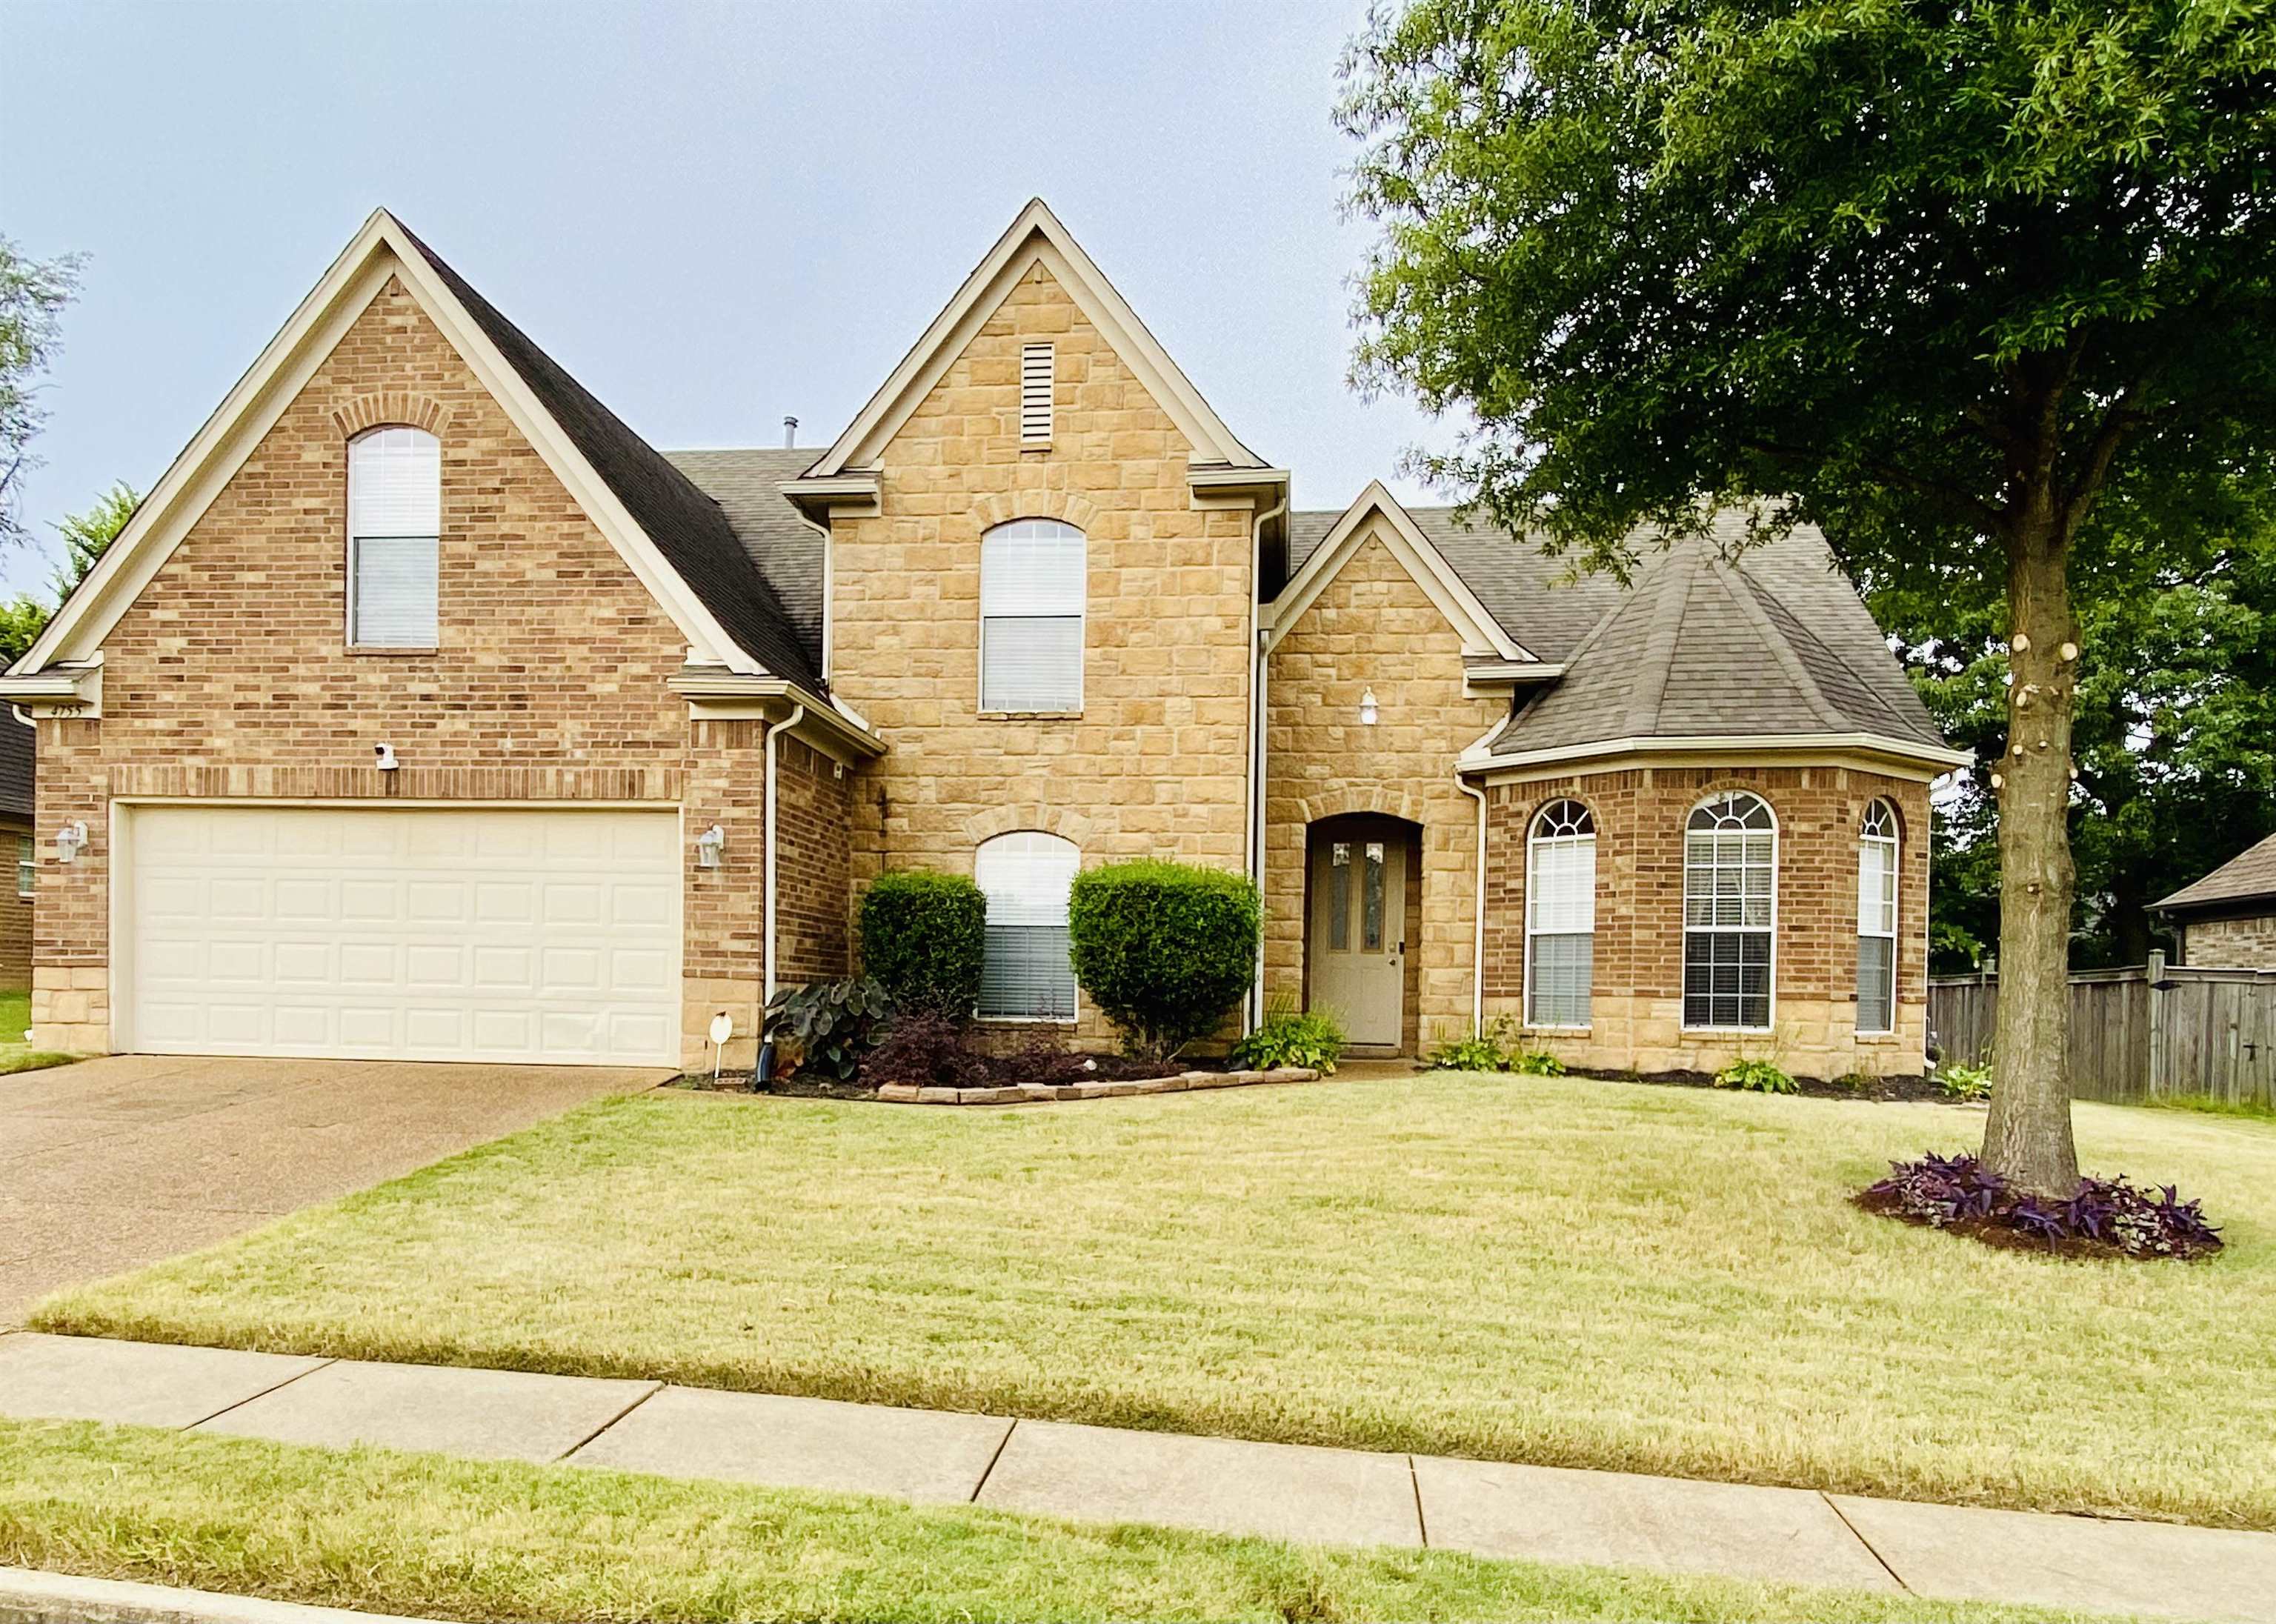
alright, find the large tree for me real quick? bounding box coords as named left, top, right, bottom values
left=0, top=481, right=138, bottom=668
left=1340, top=0, right=2276, bottom=1192
left=0, top=238, right=84, bottom=549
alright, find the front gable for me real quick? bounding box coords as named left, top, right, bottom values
left=1266, top=485, right=1528, bottom=664
left=10, top=212, right=776, bottom=696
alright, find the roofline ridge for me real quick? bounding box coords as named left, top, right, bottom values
left=1712, top=556, right=1847, bottom=733
left=1621, top=547, right=1697, bottom=735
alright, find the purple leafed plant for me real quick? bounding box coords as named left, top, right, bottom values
left=1864, top=1153, right=2223, bottom=1260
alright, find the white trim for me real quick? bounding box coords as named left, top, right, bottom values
left=805, top=199, right=1268, bottom=481
left=1457, top=775, right=1487, bottom=1037
left=664, top=668, right=885, bottom=759
left=976, top=518, right=1086, bottom=716
left=0, top=659, right=101, bottom=719
left=1460, top=731, right=1974, bottom=779
left=1523, top=798, right=1597, bottom=1031
left=1856, top=797, right=1900, bottom=1035
left=1679, top=790, right=1779, bottom=1035
left=15, top=210, right=764, bottom=679
left=1265, top=483, right=1531, bottom=663
left=764, top=703, right=805, bottom=1004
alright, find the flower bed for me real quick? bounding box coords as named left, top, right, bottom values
left=1856, top=1151, right=2225, bottom=1260
left=669, top=1062, right=1322, bottom=1105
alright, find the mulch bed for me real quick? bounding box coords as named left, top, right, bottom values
left=1568, top=1066, right=1957, bottom=1103
left=673, top=1050, right=1185, bottom=1102
left=1851, top=1185, right=2129, bottom=1259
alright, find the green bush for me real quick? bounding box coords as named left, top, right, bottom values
left=1231, top=995, right=1345, bottom=1074
left=1067, top=859, right=1260, bottom=1061
left=1714, top=1056, right=1797, bottom=1094
left=859, top=871, right=987, bottom=1019
left=764, top=976, right=894, bottom=1082
left=1937, top=1059, right=1994, bottom=1101
left=1424, top=1014, right=1565, bottom=1074
left=1511, top=1048, right=1567, bottom=1076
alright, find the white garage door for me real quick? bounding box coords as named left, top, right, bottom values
left=122, top=805, right=680, bottom=1065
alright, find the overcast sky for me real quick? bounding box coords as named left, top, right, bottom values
left=0, top=0, right=1451, bottom=599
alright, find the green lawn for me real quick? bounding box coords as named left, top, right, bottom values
left=0, top=987, right=79, bottom=1074
left=0, top=1420, right=2120, bottom=1624
left=34, top=1074, right=2276, bottom=1529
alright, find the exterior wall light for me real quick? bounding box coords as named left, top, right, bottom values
left=54, top=821, right=87, bottom=864
left=1360, top=688, right=1380, bottom=727
left=695, top=824, right=727, bottom=869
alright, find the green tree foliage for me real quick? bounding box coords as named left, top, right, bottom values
left=1883, top=516, right=2276, bottom=974
left=1067, top=860, right=1260, bottom=1062
left=1340, top=0, right=2276, bottom=1191
left=0, top=239, right=84, bottom=548
left=857, top=870, right=988, bottom=1020
left=0, top=481, right=139, bottom=668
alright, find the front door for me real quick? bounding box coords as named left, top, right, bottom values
left=1308, top=822, right=1408, bottom=1047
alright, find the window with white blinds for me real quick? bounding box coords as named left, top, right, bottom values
left=347, top=427, right=440, bottom=647
left=1020, top=343, right=1054, bottom=442
left=1857, top=799, right=1899, bottom=1033
left=1526, top=799, right=1595, bottom=1028
left=1683, top=791, right=1777, bottom=1030
left=975, top=831, right=1079, bottom=1019
left=980, top=518, right=1085, bottom=711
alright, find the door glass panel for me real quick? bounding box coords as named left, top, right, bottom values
left=1328, top=843, right=1350, bottom=951
left=1362, top=842, right=1385, bottom=951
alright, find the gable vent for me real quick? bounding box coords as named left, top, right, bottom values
left=1020, top=342, right=1054, bottom=443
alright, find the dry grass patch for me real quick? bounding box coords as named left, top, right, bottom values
left=36, top=1074, right=2276, bottom=1528
left=0, top=1420, right=2124, bottom=1623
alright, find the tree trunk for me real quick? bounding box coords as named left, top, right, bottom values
left=1982, top=496, right=2084, bottom=1194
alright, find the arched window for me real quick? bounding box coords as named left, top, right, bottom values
left=347, top=426, right=440, bottom=648
left=975, top=831, right=1079, bottom=1019
left=1526, top=799, right=1595, bottom=1028
left=1857, top=800, right=1900, bottom=1034
left=979, top=519, right=1085, bottom=712
left=1683, top=791, right=1776, bottom=1031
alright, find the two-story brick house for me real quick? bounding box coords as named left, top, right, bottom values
left=0, top=202, right=1966, bottom=1079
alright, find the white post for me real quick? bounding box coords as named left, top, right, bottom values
left=2146, top=948, right=2168, bottom=1099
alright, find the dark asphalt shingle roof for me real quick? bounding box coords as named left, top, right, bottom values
left=401, top=226, right=822, bottom=692
left=2159, top=833, right=2276, bottom=914
left=662, top=448, right=826, bottom=660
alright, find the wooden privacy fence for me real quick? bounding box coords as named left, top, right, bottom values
left=1929, top=952, right=2276, bottom=1108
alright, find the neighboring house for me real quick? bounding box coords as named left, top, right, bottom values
left=2157, top=833, right=2276, bottom=968
left=0, top=202, right=1966, bottom=1078
left=0, top=718, right=30, bottom=990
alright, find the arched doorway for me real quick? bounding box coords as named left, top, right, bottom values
left=1304, top=813, right=1422, bottom=1051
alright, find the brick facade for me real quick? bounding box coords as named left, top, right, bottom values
left=1480, top=764, right=1932, bottom=1079
left=0, top=819, right=28, bottom=991
left=27, top=279, right=817, bottom=1068
left=828, top=264, right=1255, bottom=1045
left=2177, top=914, right=2276, bottom=969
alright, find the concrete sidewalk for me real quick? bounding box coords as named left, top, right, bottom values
left=3, top=1333, right=2269, bottom=1623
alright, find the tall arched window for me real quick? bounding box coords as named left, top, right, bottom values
left=979, top=519, right=1085, bottom=712
left=1526, top=799, right=1595, bottom=1028
left=1856, top=800, right=1900, bottom=1034
left=347, top=426, right=441, bottom=648
left=1683, top=791, right=1776, bottom=1031
left=975, top=831, right=1079, bottom=1019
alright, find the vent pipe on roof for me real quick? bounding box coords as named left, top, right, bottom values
left=782, top=415, right=799, bottom=448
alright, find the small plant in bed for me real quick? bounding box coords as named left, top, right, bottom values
left=1713, top=1056, right=1796, bottom=1094
left=1935, top=1059, right=1995, bottom=1102
left=763, top=976, right=894, bottom=1083
left=1858, top=1151, right=2223, bottom=1260
left=1231, top=996, right=1344, bottom=1074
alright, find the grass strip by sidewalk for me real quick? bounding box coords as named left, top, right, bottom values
left=0, top=988, right=76, bottom=1075
left=0, top=1419, right=2123, bottom=1624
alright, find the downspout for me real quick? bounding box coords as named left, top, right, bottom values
left=762, top=702, right=807, bottom=1010
left=1247, top=492, right=1288, bottom=1031
left=1457, top=771, right=1488, bottom=1036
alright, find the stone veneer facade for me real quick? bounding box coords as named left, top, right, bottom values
left=1479, top=765, right=1933, bottom=1079
left=1262, top=526, right=1505, bottom=1053
left=825, top=264, right=1256, bottom=1046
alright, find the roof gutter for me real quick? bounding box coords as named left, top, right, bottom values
left=763, top=702, right=807, bottom=1007
left=667, top=669, right=885, bottom=759
left=1457, top=731, right=1975, bottom=778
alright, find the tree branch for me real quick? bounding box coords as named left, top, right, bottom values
left=1743, top=439, right=2006, bottom=536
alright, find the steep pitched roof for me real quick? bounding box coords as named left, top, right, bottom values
left=2158, top=833, right=2276, bottom=914
left=1472, top=526, right=1950, bottom=762
left=665, top=447, right=827, bottom=665
left=402, top=228, right=822, bottom=691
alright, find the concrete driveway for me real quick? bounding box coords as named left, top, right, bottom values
left=0, top=1054, right=670, bottom=1324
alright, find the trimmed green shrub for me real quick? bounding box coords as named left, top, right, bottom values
left=1067, top=859, right=1260, bottom=1061
left=1231, top=994, right=1345, bottom=1074
left=765, top=976, right=894, bottom=1082
left=859, top=871, right=987, bottom=1019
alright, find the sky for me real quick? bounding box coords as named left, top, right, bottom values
left=0, top=0, right=1452, bottom=599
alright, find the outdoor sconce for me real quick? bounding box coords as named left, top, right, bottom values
left=53, top=821, right=87, bottom=864
left=695, top=824, right=727, bottom=869
left=1359, top=688, right=1380, bottom=727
